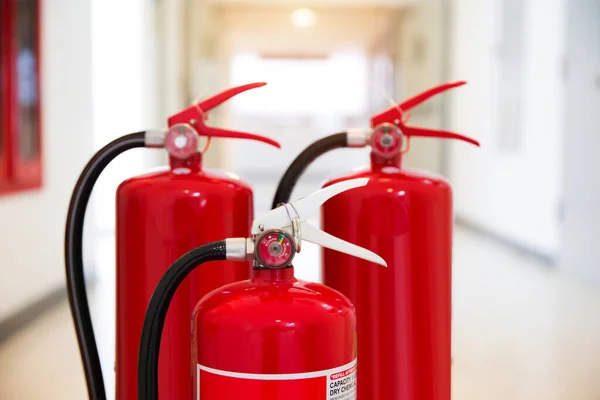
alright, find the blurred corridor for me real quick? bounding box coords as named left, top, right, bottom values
left=1, top=0, right=599, bottom=398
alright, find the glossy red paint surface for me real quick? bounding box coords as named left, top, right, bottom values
left=322, top=155, right=453, bottom=400
left=192, top=267, right=357, bottom=399
left=115, top=154, right=252, bottom=400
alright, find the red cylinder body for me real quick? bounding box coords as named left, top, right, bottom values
left=192, top=268, right=358, bottom=400
left=115, top=154, right=252, bottom=400
left=322, top=154, right=452, bottom=400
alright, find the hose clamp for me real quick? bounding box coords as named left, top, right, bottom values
left=346, top=128, right=371, bottom=147
left=144, top=129, right=167, bottom=148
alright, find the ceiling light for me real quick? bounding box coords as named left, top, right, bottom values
left=291, top=8, right=317, bottom=28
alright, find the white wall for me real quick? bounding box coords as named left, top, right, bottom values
left=188, top=0, right=232, bottom=171
left=395, top=0, right=447, bottom=173
left=560, top=0, right=600, bottom=284
left=0, top=0, right=94, bottom=320
left=90, top=0, right=162, bottom=233
left=449, top=0, right=566, bottom=257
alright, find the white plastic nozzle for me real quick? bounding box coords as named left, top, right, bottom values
left=253, top=178, right=387, bottom=267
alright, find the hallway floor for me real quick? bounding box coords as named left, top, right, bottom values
left=1, top=228, right=600, bottom=399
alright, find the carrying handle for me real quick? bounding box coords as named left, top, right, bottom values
left=301, top=224, right=386, bottom=266
left=370, top=81, right=480, bottom=147
left=253, top=178, right=387, bottom=267
left=167, top=82, right=280, bottom=148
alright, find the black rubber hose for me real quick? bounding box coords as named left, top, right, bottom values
left=138, top=241, right=227, bottom=400
left=271, top=132, right=347, bottom=208
left=65, top=132, right=146, bottom=400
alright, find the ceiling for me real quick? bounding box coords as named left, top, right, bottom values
left=218, top=6, right=400, bottom=54
left=208, top=0, right=417, bottom=7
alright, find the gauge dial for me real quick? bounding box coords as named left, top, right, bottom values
left=371, top=123, right=402, bottom=159
left=165, top=123, right=198, bottom=160
left=256, top=230, right=295, bottom=269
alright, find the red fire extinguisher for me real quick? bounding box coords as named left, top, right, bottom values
left=271, top=82, right=480, bottom=400
left=136, top=178, right=386, bottom=400
left=64, top=83, right=280, bottom=400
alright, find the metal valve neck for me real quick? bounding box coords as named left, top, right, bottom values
left=169, top=153, right=203, bottom=173
left=251, top=267, right=297, bottom=282
left=252, top=259, right=294, bottom=271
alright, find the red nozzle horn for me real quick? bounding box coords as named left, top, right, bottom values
left=370, top=81, right=478, bottom=147
left=167, top=83, right=280, bottom=149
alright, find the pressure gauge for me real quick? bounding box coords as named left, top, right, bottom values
left=371, top=123, right=402, bottom=159
left=165, top=123, right=199, bottom=159
left=255, top=229, right=296, bottom=269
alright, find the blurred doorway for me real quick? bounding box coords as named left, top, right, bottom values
left=228, top=51, right=373, bottom=214
left=193, top=1, right=451, bottom=280
left=215, top=3, right=403, bottom=282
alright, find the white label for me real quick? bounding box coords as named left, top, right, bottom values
left=196, top=358, right=357, bottom=400
left=327, top=360, right=357, bottom=400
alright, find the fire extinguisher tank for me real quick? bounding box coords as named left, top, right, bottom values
left=271, top=83, right=479, bottom=400
left=192, top=268, right=356, bottom=400
left=322, top=164, right=452, bottom=400
left=116, top=155, right=253, bottom=400
left=136, top=178, right=387, bottom=400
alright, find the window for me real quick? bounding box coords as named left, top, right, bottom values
left=0, top=0, right=42, bottom=194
